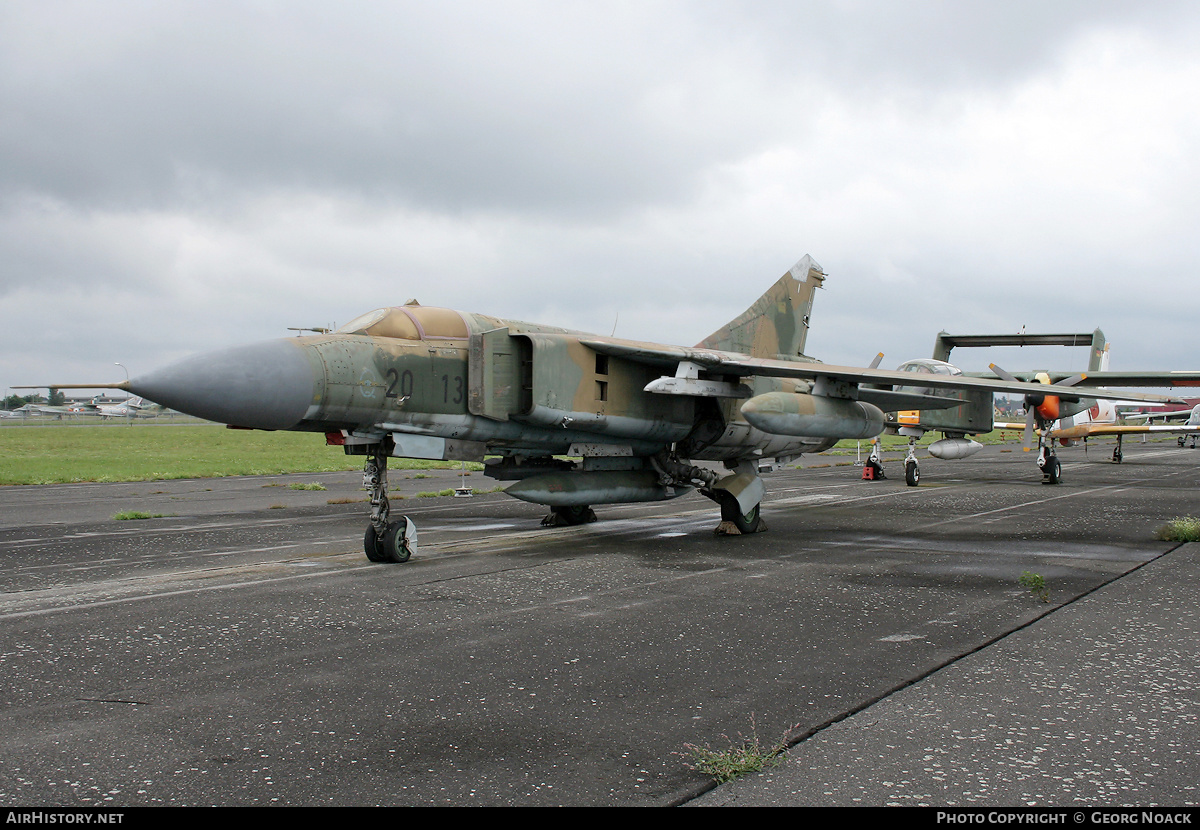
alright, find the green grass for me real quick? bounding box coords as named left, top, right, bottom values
left=0, top=424, right=482, bottom=485
left=825, top=429, right=1021, bottom=455
left=288, top=482, right=327, bottom=491
left=113, top=511, right=166, bottom=520
left=2, top=421, right=1141, bottom=487
left=682, top=719, right=792, bottom=783
left=1018, top=571, right=1050, bottom=603
left=1155, top=517, right=1200, bottom=542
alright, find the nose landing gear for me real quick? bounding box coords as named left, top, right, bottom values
left=1037, top=445, right=1062, bottom=484
left=362, top=443, right=417, bottom=563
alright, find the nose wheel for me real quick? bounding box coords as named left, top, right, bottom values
left=1038, top=446, right=1061, bottom=484
left=1034, top=417, right=1062, bottom=484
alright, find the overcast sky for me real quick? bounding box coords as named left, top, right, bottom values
left=3, top=0, right=1198, bottom=398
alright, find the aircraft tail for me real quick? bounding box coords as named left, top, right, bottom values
left=697, top=255, right=826, bottom=359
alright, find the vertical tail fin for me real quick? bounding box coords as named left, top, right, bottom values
left=696, top=255, right=826, bottom=359
left=1087, top=330, right=1108, bottom=372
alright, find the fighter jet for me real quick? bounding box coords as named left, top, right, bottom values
left=33, top=256, right=1183, bottom=562
left=29, top=395, right=156, bottom=419
left=88, top=395, right=156, bottom=418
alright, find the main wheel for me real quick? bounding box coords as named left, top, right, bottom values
left=904, top=459, right=920, bottom=487
left=380, top=521, right=413, bottom=563
left=1043, top=455, right=1062, bottom=485
left=364, top=524, right=388, bottom=562
left=720, top=495, right=762, bottom=534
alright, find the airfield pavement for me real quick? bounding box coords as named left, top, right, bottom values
left=0, top=438, right=1196, bottom=807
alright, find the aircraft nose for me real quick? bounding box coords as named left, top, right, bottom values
left=128, top=339, right=317, bottom=430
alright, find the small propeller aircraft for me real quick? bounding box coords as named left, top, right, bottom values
left=997, top=398, right=1200, bottom=462
left=28, top=256, right=1186, bottom=562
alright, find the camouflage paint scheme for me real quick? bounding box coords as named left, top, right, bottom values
left=297, top=257, right=847, bottom=472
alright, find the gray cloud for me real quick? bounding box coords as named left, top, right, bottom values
left=2, top=2, right=745, bottom=215
left=8, top=2, right=1190, bottom=216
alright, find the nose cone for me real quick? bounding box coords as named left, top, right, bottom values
left=130, top=339, right=316, bottom=430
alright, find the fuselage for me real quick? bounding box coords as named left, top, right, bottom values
left=127, top=303, right=839, bottom=465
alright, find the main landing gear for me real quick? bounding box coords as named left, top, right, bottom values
left=862, top=438, right=886, bottom=481
left=362, top=443, right=417, bottom=563
left=541, top=504, right=597, bottom=527
left=701, top=460, right=766, bottom=535
left=861, top=436, right=920, bottom=485
left=903, top=435, right=920, bottom=487
left=1112, top=434, right=1124, bottom=464
left=714, top=490, right=763, bottom=534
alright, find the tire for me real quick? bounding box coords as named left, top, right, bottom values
left=380, top=521, right=413, bottom=563
left=1044, top=456, right=1061, bottom=485
left=904, top=460, right=920, bottom=487
left=364, top=524, right=388, bottom=562
left=720, top=495, right=762, bottom=534
left=553, top=505, right=595, bottom=526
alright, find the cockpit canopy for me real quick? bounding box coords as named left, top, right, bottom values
left=336, top=305, right=469, bottom=340
left=895, top=358, right=962, bottom=376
